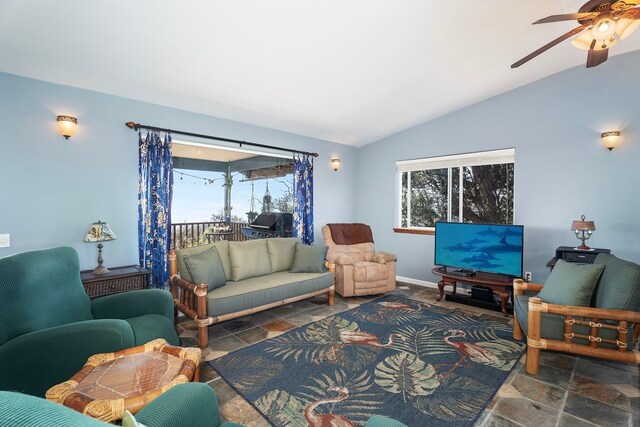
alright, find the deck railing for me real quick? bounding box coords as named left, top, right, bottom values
left=170, top=221, right=249, bottom=250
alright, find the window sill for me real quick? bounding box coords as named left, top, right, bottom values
left=392, top=227, right=435, bottom=236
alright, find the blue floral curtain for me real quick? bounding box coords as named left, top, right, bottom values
left=293, top=154, right=314, bottom=244
left=138, top=130, right=173, bottom=288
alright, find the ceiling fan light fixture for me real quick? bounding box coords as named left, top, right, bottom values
left=571, top=30, right=591, bottom=50
left=615, top=18, right=640, bottom=39
left=571, top=31, right=618, bottom=51
left=591, top=15, right=617, bottom=39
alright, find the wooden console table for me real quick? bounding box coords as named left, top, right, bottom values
left=432, top=267, right=514, bottom=315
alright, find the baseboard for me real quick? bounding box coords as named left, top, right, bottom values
left=396, top=276, right=439, bottom=290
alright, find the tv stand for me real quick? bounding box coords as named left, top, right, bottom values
left=447, top=267, right=476, bottom=277
left=432, top=267, right=514, bottom=316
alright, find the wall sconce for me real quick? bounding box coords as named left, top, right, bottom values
left=331, top=158, right=341, bottom=171
left=57, top=115, right=77, bottom=139
left=601, top=131, right=620, bottom=151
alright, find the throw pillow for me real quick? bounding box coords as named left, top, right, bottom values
left=122, top=410, right=148, bottom=427
left=267, top=237, right=299, bottom=272
left=229, top=240, right=272, bottom=281
left=592, top=253, right=640, bottom=311
left=537, top=259, right=605, bottom=306
left=291, top=243, right=328, bottom=273
left=183, top=245, right=227, bottom=292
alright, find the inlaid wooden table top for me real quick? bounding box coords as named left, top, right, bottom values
left=46, top=339, right=201, bottom=422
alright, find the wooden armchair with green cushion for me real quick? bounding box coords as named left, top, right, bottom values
left=0, top=382, right=243, bottom=427
left=0, top=247, right=180, bottom=397
left=513, top=254, right=640, bottom=375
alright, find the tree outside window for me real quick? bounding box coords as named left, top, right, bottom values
left=399, top=149, right=515, bottom=227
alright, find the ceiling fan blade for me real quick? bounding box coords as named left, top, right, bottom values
left=533, top=13, right=597, bottom=25
left=586, top=47, right=609, bottom=68
left=511, top=25, right=587, bottom=68
left=620, top=8, right=640, bottom=19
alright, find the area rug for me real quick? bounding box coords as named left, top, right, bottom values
left=209, top=294, right=525, bottom=427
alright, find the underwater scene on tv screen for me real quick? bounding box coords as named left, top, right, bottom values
left=435, top=222, right=523, bottom=277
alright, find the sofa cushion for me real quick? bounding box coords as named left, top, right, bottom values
left=537, top=259, right=604, bottom=306
left=267, top=238, right=298, bottom=273
left=229, top=240, right=271, bottom=281
left=206, top=271, right=334, bottom=317
left=183, top=246, right=226, bottom=292
left=291, top=243, right=328, bottom=273
left=176, top=240, right=231, bottom=282
left=593, top=253, right=640, bottom=311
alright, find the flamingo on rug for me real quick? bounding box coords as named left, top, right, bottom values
left=339, top=330, right=405, bottom=347
left=304, top=386, right=355, bottom=427
left=438, top=329, right=521, bottom=379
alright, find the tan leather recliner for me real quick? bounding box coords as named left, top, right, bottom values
left=322, top=224, right=397, bottom=297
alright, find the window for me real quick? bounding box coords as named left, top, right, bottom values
left=397, top=149, right=515, bottom=228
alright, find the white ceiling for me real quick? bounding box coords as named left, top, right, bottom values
left=1, top=1, right=639, bottom=146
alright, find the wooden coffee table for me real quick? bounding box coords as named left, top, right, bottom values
left=46, top=339, right=201, bottom=422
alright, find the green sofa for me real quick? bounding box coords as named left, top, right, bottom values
left=170, top=238, right=335, bottom=348
left=0, top=247, right=180, bottom=397
left=0, top=382, right=243, bottom=427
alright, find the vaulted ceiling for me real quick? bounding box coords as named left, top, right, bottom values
left=1, top=1, right=639, bottom=146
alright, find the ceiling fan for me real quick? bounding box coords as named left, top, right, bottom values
left=512, top=0, right=640, bottom=68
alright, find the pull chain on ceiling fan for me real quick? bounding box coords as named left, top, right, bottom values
left=512, top=0, right=640, bottom=68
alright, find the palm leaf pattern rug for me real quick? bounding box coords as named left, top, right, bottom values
left=209, top=294, right=525, bottom=427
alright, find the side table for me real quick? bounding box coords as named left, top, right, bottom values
left=81, top=265, right=150, bottom=298
left=546, top=246, right=611, bottom=270
left=206, top=231, right=233, bottom=243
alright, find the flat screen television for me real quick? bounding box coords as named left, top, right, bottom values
left=434, top=222, right=524, bottom=278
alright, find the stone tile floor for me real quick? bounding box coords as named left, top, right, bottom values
left=176, top=284, right=639, bottom=427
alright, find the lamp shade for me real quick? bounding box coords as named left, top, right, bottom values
left=571, top=216, right=595, bottom=232
left=84, top=221, right=116, bottom=243
left=616, top=18, right=640, bottom=40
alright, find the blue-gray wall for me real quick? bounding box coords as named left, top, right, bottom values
left=357, top=50, right=640, bottom=284
left=2, top=50, right=640, bottom=280
left=0, top=72, right=358, bottom=269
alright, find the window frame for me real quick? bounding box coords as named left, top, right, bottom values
left=395, top=148, right=515, bottom=231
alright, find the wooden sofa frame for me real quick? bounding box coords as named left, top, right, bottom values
left=512, top=279, right=640, bottom=375
left=168, top=250, right=335, bottom=349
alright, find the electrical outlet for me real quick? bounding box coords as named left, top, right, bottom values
left=0, top=234, right=10, bottom=248
left=524, top=271, right=532, bottom=282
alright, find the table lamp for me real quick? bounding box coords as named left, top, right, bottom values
left=84, top=220, right=116, bottom=275
left=571, top=215, right=595, bottom=250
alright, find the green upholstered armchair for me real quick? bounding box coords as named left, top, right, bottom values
left=0, top=382, right=243, bottom=427
left=513, top=253, right=640, bottom=375
left=0, top=247, right=180, bottom=397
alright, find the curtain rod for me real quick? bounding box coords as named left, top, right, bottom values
left=125, top=122, right=319, bottom=157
